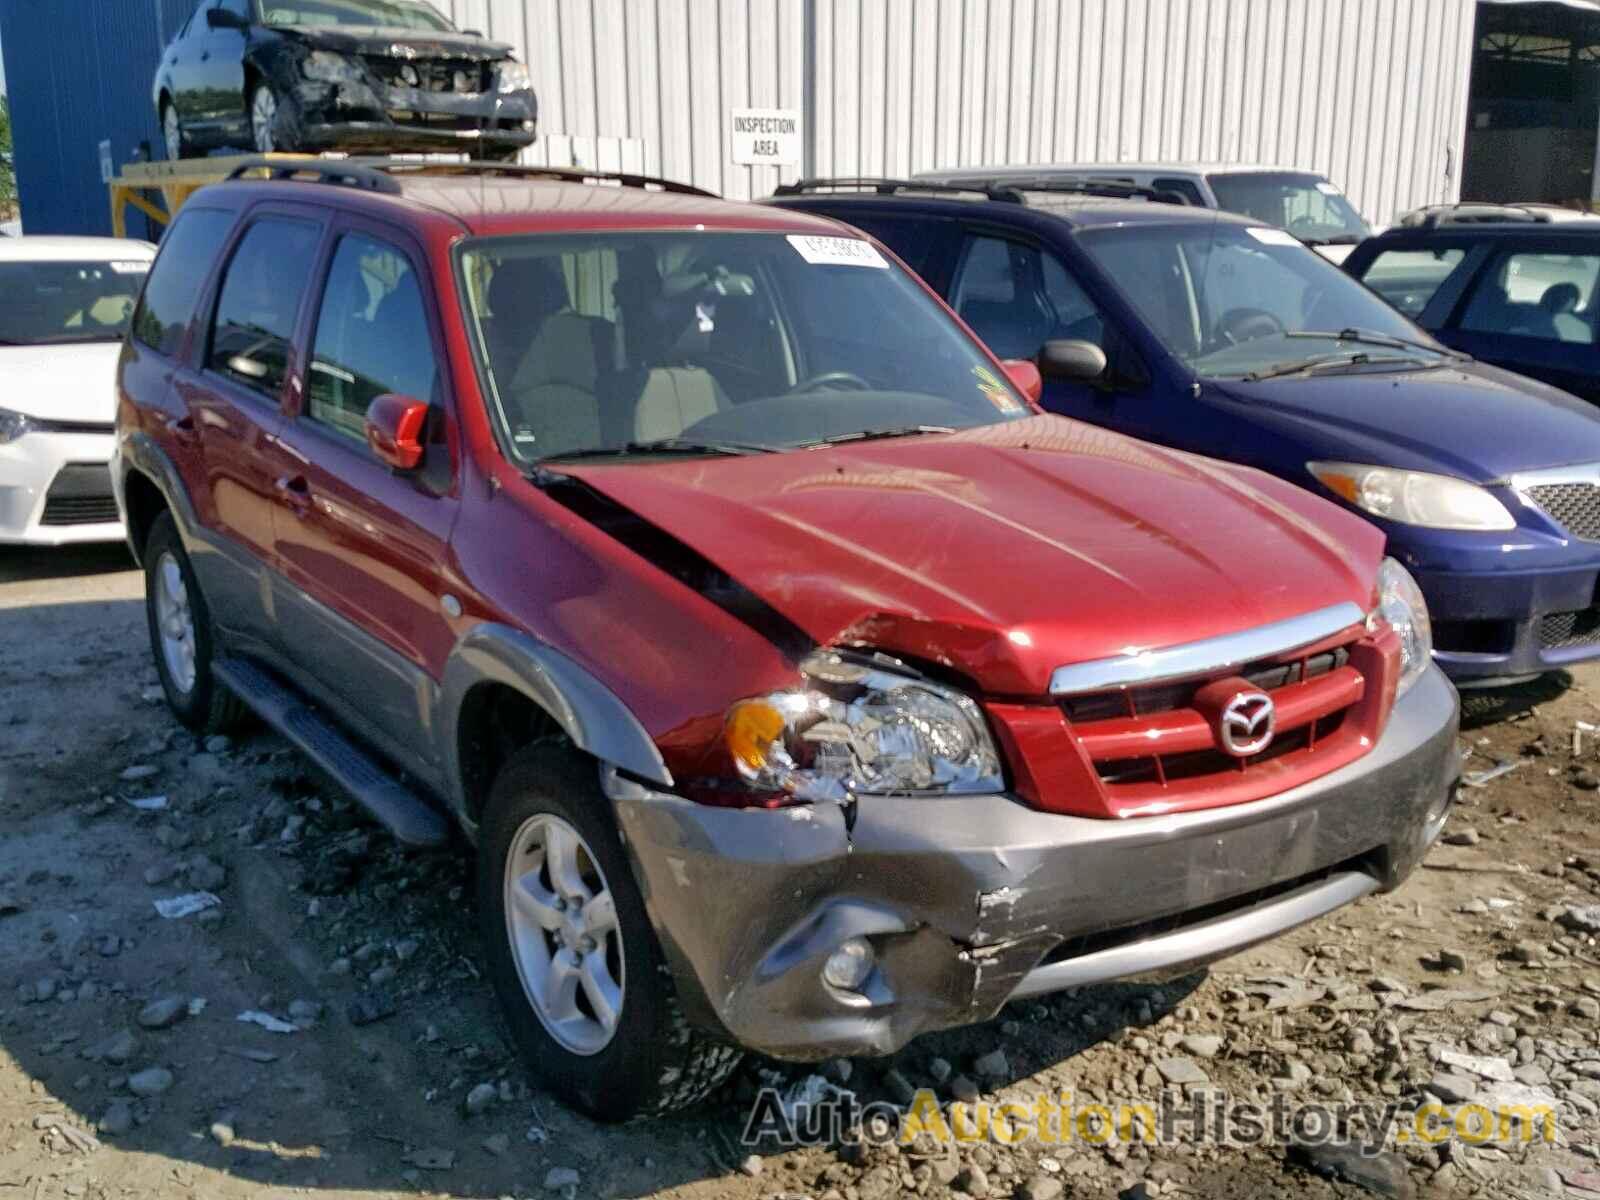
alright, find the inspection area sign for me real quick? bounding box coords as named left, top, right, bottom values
left=730, top=108, right=802, bottom=166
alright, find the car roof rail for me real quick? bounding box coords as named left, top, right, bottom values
left=1400, top=202, right=1555, bottom=229
left=771, top=177, right=1026, bottom=203
left=224, top=157, right=404, bottom=195
left=224, top=156, right=715, bottom=198
left=939, top=174, right=1191, bottom=206
left=366, top=160, right=717, bottom=196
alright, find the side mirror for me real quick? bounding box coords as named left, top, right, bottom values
left=1038, top=339, right=1109, bottom=383
left=207, top=6, right=247, bottom=28
left=1001, top=359, right=1043, bottom=405
left=365, top=394, right=429, bottom=471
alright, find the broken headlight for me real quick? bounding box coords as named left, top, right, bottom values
left=496, top=60, right=532, bottom=93
left=302, top=51, right=364, bottom=85
left=724, top=651, right=1003, bottom=802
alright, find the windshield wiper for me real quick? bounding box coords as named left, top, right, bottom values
left=1286, top=327, right=1469, bottom=360
left=1244, top=351, right=1431, bottom=383
left=801, top=425, right=956, bottom=448
left=532, top=437, right=781, bottom=466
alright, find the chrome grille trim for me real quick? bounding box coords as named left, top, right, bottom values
left=1048, top=602, right=1367, bottom=697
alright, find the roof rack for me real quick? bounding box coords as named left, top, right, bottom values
left=1399, top=202, right=1556, bottom=229
left=771, top=177, right=1025, bottom=203
left=933, top=174, right=1191, bottom=206
left=224, top=157, right=403, bottom=195
left=224, top=156, right=714, bottom=197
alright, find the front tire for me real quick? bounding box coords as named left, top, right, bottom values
left=478, top=745, right=741, bottom=1120
left=143, top=512, right=246, bottom=734
left=249, top=83, right=303, bottom=153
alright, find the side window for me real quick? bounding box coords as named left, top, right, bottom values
left=205, top=216, right=322, bottom=397
left=833, top=216, right=941, bottom=278
left=1459, top=251, right=1600, bottom=344
left=219, top=0, right=250, bottom=19
left=1152, top=177, right=1205, bottom=206
left=950, top=235, right=1108, bottom=360
left=307, top=234, right=438, bottom=444
left=1358, top=247, right=1467, bottom=318
left=130, top=206, right=236, bottom=357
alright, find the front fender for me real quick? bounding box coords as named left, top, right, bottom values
left=438, top=624, right=673, bottom=821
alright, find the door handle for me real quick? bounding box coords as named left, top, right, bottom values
left=274, top=475, right=312, bottom=517
left=167, top=414, right=199, bottom=446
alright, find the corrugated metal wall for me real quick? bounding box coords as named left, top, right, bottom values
left=0, top=0, right=194, bottom=238
left=813, top=0, right=1478, bottom=223
left=2, top=0, right=1475, bottom=233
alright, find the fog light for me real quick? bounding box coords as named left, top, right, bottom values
left=821, top=937, right=875, bottom=991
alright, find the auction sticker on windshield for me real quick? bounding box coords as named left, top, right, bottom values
left=109, top=261, right=151, bottom=274
left=787, top=235, right=889, bottom=268
left=1245, top=226, right=1300, bottom=247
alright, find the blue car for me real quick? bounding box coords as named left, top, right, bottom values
left=768, top=178, right=1600, bottom=685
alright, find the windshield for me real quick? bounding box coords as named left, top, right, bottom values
left=1077, top=222, right=1448, bottom=378
left=459, top=231, right=1029, bottom=464
left=1207, top=172, right=1370, bottom=244
left=0, top=259, right=149, bottom=346
left=258, top=0, right=454, bottom=31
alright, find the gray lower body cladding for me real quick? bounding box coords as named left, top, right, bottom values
left=610, top=665, right=1460, bottom=1061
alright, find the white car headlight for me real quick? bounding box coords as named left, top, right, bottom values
left=302, top=51, right=364, bottom=84
left=496, top=60, right=532, bottom=93
left=1308, top=461, right=1515, bottom=531
left=1372, top=558, right=1433, bottom=697
left=724, top=651, right=1002, bottom=801
left=0, top=408, right=32, bottom=444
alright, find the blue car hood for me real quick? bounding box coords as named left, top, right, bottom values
left=1210, top=362, right=1600, bottom=483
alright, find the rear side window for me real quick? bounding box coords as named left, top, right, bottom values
left=130, top=207, right=234, bottom=356
left=206, top=216, right=322, bottom=397
left=1152, top=177, right=1205, bottom=206
left=830, top=216, right=942, bottom=278
left=1358, top=247, right=1467, bottom=318
left=1459, top=250, right=1600, bottom=344
left=307, top=234, right=438, bottom=444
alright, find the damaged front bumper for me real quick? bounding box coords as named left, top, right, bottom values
left=610, top=664, right=1460, bottom=1061
left=291, top=78, right=536, bottom=154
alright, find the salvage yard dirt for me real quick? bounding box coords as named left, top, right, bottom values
left=2, top=547, right=1598, bottom=1200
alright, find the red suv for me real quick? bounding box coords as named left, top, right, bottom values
left=113, top=160, right=1459, bottom=1120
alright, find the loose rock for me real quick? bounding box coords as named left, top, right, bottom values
left=127, top=1067, right=174, bottom=1097
left=136, top=995, right=188, bottom=1030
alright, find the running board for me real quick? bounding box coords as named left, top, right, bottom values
left=214, top=658, right=449, bottom=848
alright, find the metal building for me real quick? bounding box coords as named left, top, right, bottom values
left=4, top=0, right=1480, bottom=237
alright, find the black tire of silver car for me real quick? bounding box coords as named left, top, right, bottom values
left=478, top=744, right=743, bottom=1121
left=143, top=512, right=247, bottom=734
left=161, top=100, right=186, bottom=161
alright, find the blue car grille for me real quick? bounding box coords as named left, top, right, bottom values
left=1540, top=608, right=1600, bottom=650
left=1526, top=482, right=1600, bottom=542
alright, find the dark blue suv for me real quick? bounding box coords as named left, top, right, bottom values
left=769, top=179, right=1600, bottom=685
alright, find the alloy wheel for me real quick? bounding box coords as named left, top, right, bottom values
left=502, top=813, right=625, bottom=1055
left=154, top=552, right=197, bottom=695
left=251, top=88, right=278, bottom=153
left=163, top=106, right=182, bottom=161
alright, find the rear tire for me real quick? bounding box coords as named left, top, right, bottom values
left=478, top=745, right=741, bottom=1120
left=143, top=511, right=247, bottom=735
left=161, top=100, right=185, bottom=161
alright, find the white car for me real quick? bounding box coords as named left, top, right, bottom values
left=0, top=237, right=156, bottom=546
left=918, top=163, right=1372, bottom=263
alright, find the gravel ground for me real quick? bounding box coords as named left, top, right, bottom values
left=1, top=544, right=1598, bottom=1200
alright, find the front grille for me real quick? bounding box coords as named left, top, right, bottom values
left=366, top=57, right=491, bottom=94
left=1526, top=482, right=1600, bottom=541
left=1054, top=624, right=1392, bottom=817
left=41, top=464, right=117, bottom=526
left=1540, top=608, right=1600, bottom=649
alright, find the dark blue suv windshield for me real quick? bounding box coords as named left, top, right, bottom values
left=1077, top=223, right=1446, bottom=378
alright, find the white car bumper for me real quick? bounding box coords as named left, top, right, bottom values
left=0, top=430, right=123, bottom=546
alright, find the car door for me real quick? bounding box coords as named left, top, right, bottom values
left=265, top=220, right=460, bottom=782
left=191, top=0, right=251, bottom=137
left=945, top=229, right=1158, bottom=436
left=179, top=206, right=327, bottom=650
left=164, top=4, right=210, bottom=126
left=1437, top=243, right=1600, bottom=403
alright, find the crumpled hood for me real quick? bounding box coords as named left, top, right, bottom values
left=1211, top=362, right=1600, bottom=482
left=562, top=416, right=1384, bottom=696
left=275, top=24, right=513, bottom=60
left=3, top=342, right=123, bottom=424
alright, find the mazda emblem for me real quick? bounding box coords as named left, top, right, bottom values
left=1218, top=690, right=1275, bottom=757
